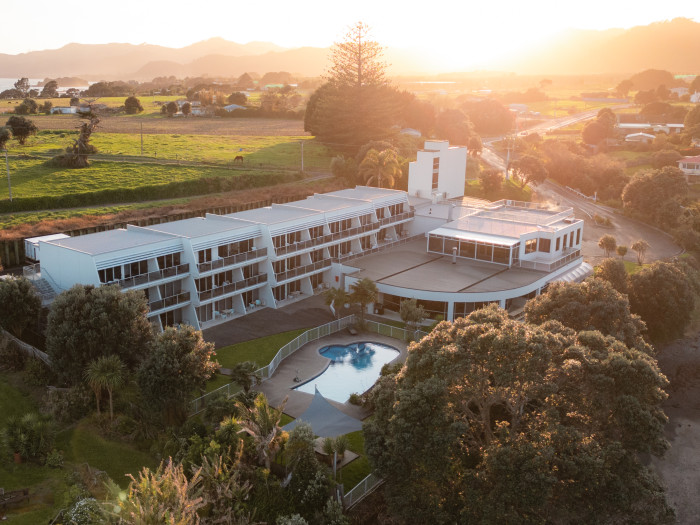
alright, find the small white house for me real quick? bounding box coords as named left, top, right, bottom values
left=223, top=104, right=246, bottom=112
left=678, top=155, right=700, bottom=182
left=50, top=106, right=78, bottom=115
left=625, top=132, right=655, bottom=144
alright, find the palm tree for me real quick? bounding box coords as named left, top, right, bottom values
left=350, top=278, right=378, bottom=325
left=230, top=361, right=261, bottom=394
left=84, top=355, right=125, bottom=421
left=323, top=286, right=350, bottom=318
left=237, top=394, right=288, bottom=470
left=359, top=149, right=402, bottom=189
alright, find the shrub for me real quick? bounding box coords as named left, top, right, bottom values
left=0, top=335, right=27, bottom=371
left=65, top=498, right=103, bottom=525
left=24, top=357, right=55, bottom=387
left=46, top=448, right=64, bottom=468
left=2, top=413, right=55, bottom=462
left=43, top=385, right=94, bottom=424
left=347, top=393, right=362, bottom=405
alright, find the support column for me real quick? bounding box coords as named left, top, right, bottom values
left=447, top=301, right=455, bottom=322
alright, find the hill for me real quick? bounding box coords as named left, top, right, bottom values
left=496, top=18, right=700, bottom=75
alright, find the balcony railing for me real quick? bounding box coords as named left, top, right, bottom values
left=378, top=210, right=414, bottom=226
left=116, top=263, right=190, bottom=289
left=197, top=247, right=268, bottom=274
left=517, top=249, right=581, bottom=272
left=148, top=291, right=191, bottom=313
left=274, top=259, right=332, bottom=283
left=274, top=223, right=381, bottom=256
left=198, top=273, right=267, bottom=302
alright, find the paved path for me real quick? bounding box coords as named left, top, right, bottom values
left=256, top=331, right=408, bottom=421
left=203, top=294, right=335, bottom=348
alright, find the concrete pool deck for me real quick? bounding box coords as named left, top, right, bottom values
left=255, top=330, right=409, bottom=422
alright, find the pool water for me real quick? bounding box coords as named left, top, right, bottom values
left=294, top=342, right=399, bottom=403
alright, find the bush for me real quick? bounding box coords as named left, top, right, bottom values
left=24, top=357, right=55, bottom=386
left=46, top=448, right=64, bottom=468
left=65, top=498, right=103, bottom=525
left=43, top=385, right=94, bottom=424
left=347, top=393, right=362, bottom=405
left=0, top=335, right=27, bottom=371
left=2, top=412, right=55, bottom=462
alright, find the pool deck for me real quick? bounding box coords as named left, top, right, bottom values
left=256, top=330, right=408, bottom=421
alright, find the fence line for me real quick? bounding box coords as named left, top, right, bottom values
left=189, top=316, right=430, bottom=415
left=342, top=472, right=384, bottom=509
left=1, top=328, right=51, bottom=366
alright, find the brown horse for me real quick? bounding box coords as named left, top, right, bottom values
left=233, top=155, right=244, bottom=163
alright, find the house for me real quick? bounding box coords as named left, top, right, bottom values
left=618, top=123, right=684, bottom=135
left=50, top=106, right=78, bottom=115
left=223, top=104, right=246, bottom=112
left=678, top=155, right=700, bottom=182
left=670, top=87, right=689, bottom=97
left=625, top=132, right=655, bottom=144
left=33, top=141, right=589, bottom=330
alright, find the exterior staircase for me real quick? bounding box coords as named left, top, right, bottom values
left=31, top=277, right=56, bottom=304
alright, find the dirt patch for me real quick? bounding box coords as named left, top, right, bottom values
left=650, top=333, right=700, bottom=525
left=29, top=115, right=308, bottom=136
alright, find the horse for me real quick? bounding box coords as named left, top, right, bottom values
left=233, top=155, right=244, bottom=163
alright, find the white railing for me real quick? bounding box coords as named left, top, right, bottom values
left=343, top=472, right=384, bottom=509
left=518, top=249, right=581, bottom=272
left=189, top=316, right=430, bottom=415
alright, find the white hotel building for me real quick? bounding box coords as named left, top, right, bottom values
left=32, top=141, right=591, bottom=330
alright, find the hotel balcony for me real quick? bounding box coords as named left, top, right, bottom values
left=196, top=247, right=268, bottom=275
left=116, top=263, right=190, bottom=290
left=273, top=259, right=332, bottom=284
left=147, top=291, right=191, bottom=316
left=197, top=273, right=268, bottom=303
left=274, top=222, right=382, bottom=257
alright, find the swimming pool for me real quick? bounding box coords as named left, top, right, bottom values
left=294, top=342, right=399, bottom=403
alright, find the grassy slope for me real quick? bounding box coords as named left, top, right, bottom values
left=214, top=328, right=308, bottom=369
left=464, top=178, right=533, bottom=201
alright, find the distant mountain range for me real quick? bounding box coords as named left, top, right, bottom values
left=0, top=19, right=699, bottom=81
left=494, top=18, right=700, bottom=75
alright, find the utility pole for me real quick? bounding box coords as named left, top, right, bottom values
left=4, top=149, right=11, bottom=201
left=300, top=141, right=304, bottom=172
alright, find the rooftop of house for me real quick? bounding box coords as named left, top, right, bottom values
left=679, top=155, right=700, bottom=163
left=143, top=216, right=257, bottom=238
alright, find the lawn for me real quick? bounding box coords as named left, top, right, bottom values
left=0, top=373, right=37, bottom=427
left=5, top=130, right=333, bottom=169
left=0, top=156, right=263, bottom=201
left=338, top=430, right=372, bottom=490
left=214, top=328, right=309, bottom=369
left=464, top=178, right=533, bottom=202
left=57, top=420, right=158, bottom=487
left=623, top=260, right=644, bottom=274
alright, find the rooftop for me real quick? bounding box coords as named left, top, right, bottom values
left=144, top=216, right=256, bottom=238
left=345, top=239, right=547, bottom=294
left=43, top=227, right=176, bottom=256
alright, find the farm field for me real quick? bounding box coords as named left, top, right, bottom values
left=0, top=95, right=183, bottom=117
left=6, top=129, right=331, bottom=168
left=7, top=113, right=308, bottom=135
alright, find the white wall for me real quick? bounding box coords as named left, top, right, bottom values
left=407, top=141, right=467, bottom=200
left=39, top=242, right=100, bottom=290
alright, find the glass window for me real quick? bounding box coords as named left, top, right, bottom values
left=525, top=239, right=537, bottom=254
left=555, top=237, right=561, bottom=251
left=459, top=241, right=476, bottom=259
left=428, top=235, right=443, bottom=253
left=476, top=243, right=493, bottom=262
left=444, top=238, right=459, bottom=255
left=576, top=229, right=581, bottom=245
left=538, top=238, right=551, bottom=253
left=493, top=246, right=510, bottom=264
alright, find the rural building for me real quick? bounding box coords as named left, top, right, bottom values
left=624, top=132, right=655, bottom=144
left=32, top=141, right=590, bottom=330
left=50, top=106, right=78, bottom=115
left=678, top=155, right=700, bottom=182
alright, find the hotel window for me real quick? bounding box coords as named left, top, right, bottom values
left=309, top=226, right=324, bottom=240
left=493, top=246, right=510, bottom=264
left=555, top=237, right=561, bottom=251
left=562, top=234, right=568, bottom=250
left=525, top=239, right=537, bottom=254
left=460, top=240, right=476, bottom=259
left=375, top=207, right=385, bottom=219
left=197, top=249, right=212, bottom=264
left=444, top=238, right=459, bottom=255
left=432, top=158, right=440, bottom=190
left=538, top=238, right=551, bottom=253
left=311, top=249, right=324, bottom=262
left=243, top=263, right=258, bottom=279
left=158, top=253, right=181, bottom=269
left=98, top=265, right=122, bottom=283
left=428, top=235, right=443, bottom=253
left=576, top=229, right=581, bottom=245
left=124, top=260, right=148, bottom=278
left=476, top=243, right=493, bottom=262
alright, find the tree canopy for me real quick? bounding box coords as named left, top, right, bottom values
left=327, top=22, right=386, bottom=88
left=46, top=284, right=153, bottom=384
left=124, top=96, right=144, bottom=114
left=621, top=167, right=688, bottom=228
left=5, top=115, right=38, bottom=145
left=40, top=80, right=58, bottom=98
left=358, top=148, right=402, bottom=188
left=0, top=276, right=42, bottom=338
left=509, top=153, right=548, bottom=188
left=364, top=305, right=672, bottom=524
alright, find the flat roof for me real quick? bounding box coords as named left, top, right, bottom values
left=43, top=228, right=176, bottom=256
left=345, top=239, right=547, bottom=294
left=26, top=233, right=70, bottom=244
left=144, top=216, right=254, bottom=238
left=324, top=186, right=407, bottom=202
left=228, top=205, right=320, bottom=225
left=282, top=195, right=364, bottom=213
left=430, top=226, right=520, bottom=246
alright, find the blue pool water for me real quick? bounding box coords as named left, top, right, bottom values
left=294, top=342, right=399, bottom=403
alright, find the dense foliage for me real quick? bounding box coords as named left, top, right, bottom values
left=0, top=276, right=42, bottom=338
left=365, top=305, right=673, bottom=524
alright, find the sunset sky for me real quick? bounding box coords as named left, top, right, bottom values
left=3, top=0, right=698, bottom=70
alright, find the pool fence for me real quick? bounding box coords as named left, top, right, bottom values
left=189, top=315, right=428, bottom=415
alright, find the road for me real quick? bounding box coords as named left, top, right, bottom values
left=480, top=104, right=631, bottom=171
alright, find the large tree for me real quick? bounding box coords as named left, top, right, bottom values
left=46, top=284, right=153, bottom=384
left=51, top=116, right=99, bottom=168
left=621, top=167, right=687, bottom=228
left=0, top=126, right=10, bottom=150
left=628, top=261, right=697, bottom=341
left=0, top=276, right=42, bottom=338
left=40, top=80, right=58, bottom=98
left=524, top=278, right=647, bottom=350
left=304, top=22, right=401, bottom=147
left=365, top=306, right=672, bottom=524
left=124, top=95, right=144, bottom=114
left=84, top=354, right=125, bottom=421
left=137, top=325, right=217, bottom=425
left=5, top=116, right=38, bottom=145
left=509, top=153, right=548, bottom=188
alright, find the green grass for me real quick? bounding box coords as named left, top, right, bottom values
left=623, top=260, right=644, bottom=274
left=0, top=95, right=183, bottom=118
left=5, top=130, right=332, bottom=168
left=0, top=373, right=37, bottom=427
left=214, top=328, right=308, bottom=369
left=205, top=372, right=233, bottom=393
left=464, top=178, right=533, bottom=202
left=57, top=420, right=157, bottom=487
left=0, top=157, right=256, bottom=201
left=338, top=430, right=372, bottom=490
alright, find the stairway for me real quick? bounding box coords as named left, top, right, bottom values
left=31, top=277, right=56, bottom=304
